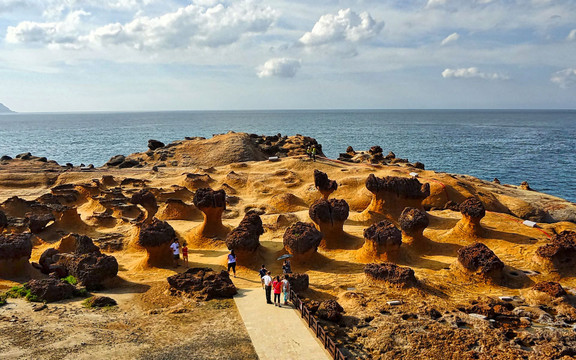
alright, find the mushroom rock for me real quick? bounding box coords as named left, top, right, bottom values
left=314, top=170, right=338, bottom=199
left=167, top=267, right=237, bottom=300
left=0, top=210, right=8, bottom=229
left=453, top=197, right=486, bottom=238
left=456, top=243, right=504, bottom=282
left=24, top=277, right=76, bottom=303
left=26, top=213, right=55, bottom=233
left=0, top=233, right=33, bottom=276
left=361, top=174, right=430, bottom=222
left=364, top=262, right=417, bottom=288
left=317, top=300, right=344, bottom=322
left=136, top=218, right=177, bottom=267
left=358, top=220, right=402, bottom=262
left=130, top=189, right=158, bottom=223
left=286, top=273, right=309, bottom=292
left=156, top=199, right=202, bottom=221
left=308, top=198, right=349, bottom=248
left=535, top=230, right=576, bottom=271
left=283, top=222, right=323, bottom=261
left=225, top=211, right=264, bottom=261
left=192, top=188, right=228, bottom=239
left=532, top=281, right=567, bottom=298
left=398, top=207, right=429, bottom=246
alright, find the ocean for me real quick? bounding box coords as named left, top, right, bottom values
left=0, top=109, right=574, bottom=202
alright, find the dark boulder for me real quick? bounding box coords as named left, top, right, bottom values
left=532, top=281, right=567, bottom=298
left=0, top=210, right=7, bottom=228
left=459, top=197, right=486, bottom=219
left=457, top=243, right=504, bottom=276
left=57, top=252, right=119, bottom=290
left=26, top=213, right=55, bottom=233
left=167, top=267, right=237, bottom=300
left=148, top=139, right=165, bottom=150
left=193, top=188, right=226, bottom=209
left=283, top=222, right=322, bottom=255
left=313, top=170, right=338, bottom=198
left=0, top=155, right=12, bottom=161
left=85, top=296, right=118, bottom=308
left=138, top=218, right=176, bottom=247
left=364, top=262, right=417, bottom=287
left=225, top=211, right=264, bottom=253
left=118, top=159, right=140, bottom=169
left=309, top=199, right=349, bottom=225
left=363, top=220, right=402, bottom=248
left=0, top=233, right=33, bottom=260
left=39, top=248, right=60, bottom=274
left=106, top=155, right=125, bottom=167
left=24, top=278, right=75, bottom=303
left=399, top=207, right=429, bottom=233
left=317, top=300, right=344, bottom=322
left=286, top=273, right=309, bottom=292
left=73, top=235, right=101, bottom=255
left=365, top=174, right=430, bottom=199
left=444, top=201, right=460, bottom=211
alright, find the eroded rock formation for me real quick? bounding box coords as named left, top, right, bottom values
left=535, top=230, right=576, bottom=270
left=453, top=197, right=486, bottom=238
left=398, top=207, right=429, bottom=246
left=156, top=199, right=201, bottom=221
left=136, top=218, right=177, bottom=267
left=314, top=170, right=338, bottom=199
left=130, top=189, right=158, bottom=223
left=309, top=198, right=349, bottom=248
left=0, top=233, right=33, bottom=276
left=225, top=211, right=264, bottom=260
left=167, top=267, right=237, bottom=300
left=283, top=222, right=322, bottom=260
left=24, top=277, right=76, bottom=303
left=317, top=300, right=344, bottom=322
left=456, top=243, right=504, bottom=282
left=358, top=220, right=402, bottom=262
left=364, top=262, right=417, bottom=287
left=286, top=273, right=309, bottom=292
left=532, top=281, right=567, bottom=298
left=192, top=188, right=228, bottom=239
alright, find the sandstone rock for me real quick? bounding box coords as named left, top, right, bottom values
left=137, top=218, right=177, bottom=266
left=57, top=252, right=119, bottom=290
left=536, top=231, right=576, bottom=269
left=444, top=201, right=460, bottom=211
left=38, top=248, right=60, bottom=274
left=24, top=278, right=75, bottom=303
left=156, top=199, right=201, bottom=221
left=0, top=233, right=33, bottom=260
left=26, top=213, right=55, bottom=233
left=399, top=207, right=429, bottom=238
left=85, top=296, right=117, bottom=307
left=532, top=281, right=567, bottom=298
left=309, top=198, right=349, bottom=247
left=457, top=243, right=504, bottom=280
left=225, top=211, right=263, bottom=256
left=130, top=189, right=158, bottom=223
left=167, top=267, right=237, bottom=300
left=106, top=155, right=125, bottom=167
left=360, top=220, right=402, bottom=261
left=148, top=139, right=165, bottom=150
left=192, top=188, right=228, bottom=239
left=118, top=159, right=140, bottom=169
left=314, top=170, right=338, bottom=199
left=283, top=222, right=322, bottom=258
left=317, top=300, right=344, bottom=322
left=453, top=197, right=486, bottom=238
left=286, top=273, right=309, bottom=292
left=520, top=181, right=532, bottom=191
left=364, top=262, right=417, bottom=287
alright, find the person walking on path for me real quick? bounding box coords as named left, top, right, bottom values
left=282, top=259, right=292, bottom=274
left=263, top=271, right=273, bottom=304
left=272, top=276, right=282, bottom=307
left=181, top=242, right=189, bottom=268
left=259, top=264, right=268, bottom=288
left=282, top=275, right=291, bottom=306
left=227, top=249, right=237, bottom=277
left=311, top=145, right=317, bottom=162
left=170, top=240, right=180, bottom=268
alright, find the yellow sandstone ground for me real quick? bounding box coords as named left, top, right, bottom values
left=1, top=132, right=575, bottom=359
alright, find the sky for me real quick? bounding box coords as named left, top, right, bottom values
left=0, top=0, right=575, bottom=112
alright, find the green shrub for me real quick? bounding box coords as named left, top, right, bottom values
left=5, top=285, right=29, bottom=299
left=74, top=288, right=89, bottom=298
left=0, top=294, right=7, bottom=307
left=62, top=275, right=78, bottom=286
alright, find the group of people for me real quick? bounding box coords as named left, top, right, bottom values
left=259, top=259, right=292, bottom=306
left=306, top=145, right=317, bottom=162
left=170, top=239, right=189, bottom=268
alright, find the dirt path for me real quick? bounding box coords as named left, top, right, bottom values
left=233, top=287, right=330, bottom=360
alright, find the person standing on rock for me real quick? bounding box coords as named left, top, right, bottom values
left=281, top=275, right=291, bottom=306
left=227, top=249, right=237, bottom=278
left=259, top=264, right=268, bottom=288
left=170, top=240, right=180, bottom=268
left=182, top=242, right=189, bottom=268
left=311, top=145, right=317, bottom=162
left=272, top=276, right=282, bottom=307
left=263, top=271, right=273, bottom=304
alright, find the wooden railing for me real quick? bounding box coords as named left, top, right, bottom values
left=290, top=290, right=347, bottom=360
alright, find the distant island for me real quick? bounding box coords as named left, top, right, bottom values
left=0, top=103, right=14, bottom=113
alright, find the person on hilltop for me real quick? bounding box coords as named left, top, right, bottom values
left=272, top=275, right=282, bottom=307
left=311, top=145, right=317, bottom=162
left=263, top=271, right=273, bottom=304
left=227, top=249, right=237, bottom=278
left=282, top=259, right=292, bottom=274
left=259, top=264, right=268, bottom=288
left=282, top=275, right=291, bottom=306
left=182, top=242, right=189, bottom=268
left=306, top=146, right=312, bottom=159
left=170, top=239, right=180, bottom=268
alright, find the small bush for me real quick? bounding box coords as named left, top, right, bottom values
left=62, top=275, right=78, bottom=286
left=0, top=294, right=7, bottom=307
left=5, top=285, right=29, bottom=299
left=74, top=288, right=89, bottom=298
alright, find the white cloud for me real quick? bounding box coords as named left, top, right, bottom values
left=257, top=58, right=301, bottom=78
left=442, top=67, right=509, bottom=80
left=298, top=8, right=383, bottom=47
left=551, top=68, right=576, bottom=88
left=568, top=29, right=576, bottom=41
left=441, top=32, right=459, bottom=46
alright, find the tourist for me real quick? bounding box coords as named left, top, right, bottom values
left=227, top=249, right=237, bottom=278
left=282, top=275, right=291, bottom=306
left=182, top=242, right=189, bottom=268
left=272, top=276, right=282, bottom=307
left=170, top=239, right=180, bottom=268
left=306, top=146, right=312, bottom=159
left=259, top=264, right=268, bottom=288
left=282, top=258, right=292, bottom=274
left=311, top=145, right=317, bottom=162
left=262, top=271, right=273, bottom=304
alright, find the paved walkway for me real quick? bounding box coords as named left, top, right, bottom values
left=234, top=288, right=331, bottom=360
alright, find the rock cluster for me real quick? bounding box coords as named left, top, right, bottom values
left=338, top=146, right=414, bottom=166
left=457, top=243, right=504, bottom=281
left=532, top=281, right=567, bottom=298
left=167, top=267, right=237, bottom=300
left=314, top=170, right=338, bottom=199
left=309, top=198, right=349, bottom=247
left=225, top=211, right=264, bottom=257
left=364, top=262, right=417, bottom=287
left=535, top=231, right=576, bottom=269
left=283, top=222, right=323, bottom=259
left=360, top=220, right=402, bottom=261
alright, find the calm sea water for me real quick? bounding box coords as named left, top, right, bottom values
left=0, top=110, right=574, bottom=202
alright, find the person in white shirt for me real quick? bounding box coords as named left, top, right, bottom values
left=170, top=240, right=180, bottom=268
left=262, top=271, right=273, bottom=304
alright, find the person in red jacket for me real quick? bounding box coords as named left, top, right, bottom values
left=272, top=276, right=282, bottom=307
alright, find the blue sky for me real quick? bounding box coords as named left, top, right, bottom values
left=0, top=0, right=575, bottom=112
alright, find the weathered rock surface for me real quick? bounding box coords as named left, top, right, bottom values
left=148, top=139, right=165, bottom=150
left=192, top=188, right=227, bottom=239
left=0, top=233, right=33, bottom=260
left=360, top=220, right=402, bottom=261
left=85, top=296, right=118, bottom=307
left=286, top=273, right=309, bottom=292
left=225, top=211, right=263, bottom=255
left=314, top=170, right=338, bottom=199
left=57, top=252, right=119, bottom=290
left=309, top=198, right=349, bottom=247
left=532, top=281, right=567, bottom=298
left=457, top=243, right=504, bottom=280
left=0, top=210, right=8, bottom=228
left=535, top=231, right=576, bottom=269
left=138, top=218, right=176, bottom=248
left=24, top=278, right=76, bottom=303
left=399, top=207, right=429, bottom=242
left=130, top=189, right=158, bottom=223
left=364, top=262, right=417, bottom=287
left=167, top=267, right=237, bottom=300
left=317, top=299, right=344, bottom=322
left=283, top=222, right=323, bottom=258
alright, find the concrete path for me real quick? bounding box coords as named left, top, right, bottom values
left=234, top=288, right=331, bottom=360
